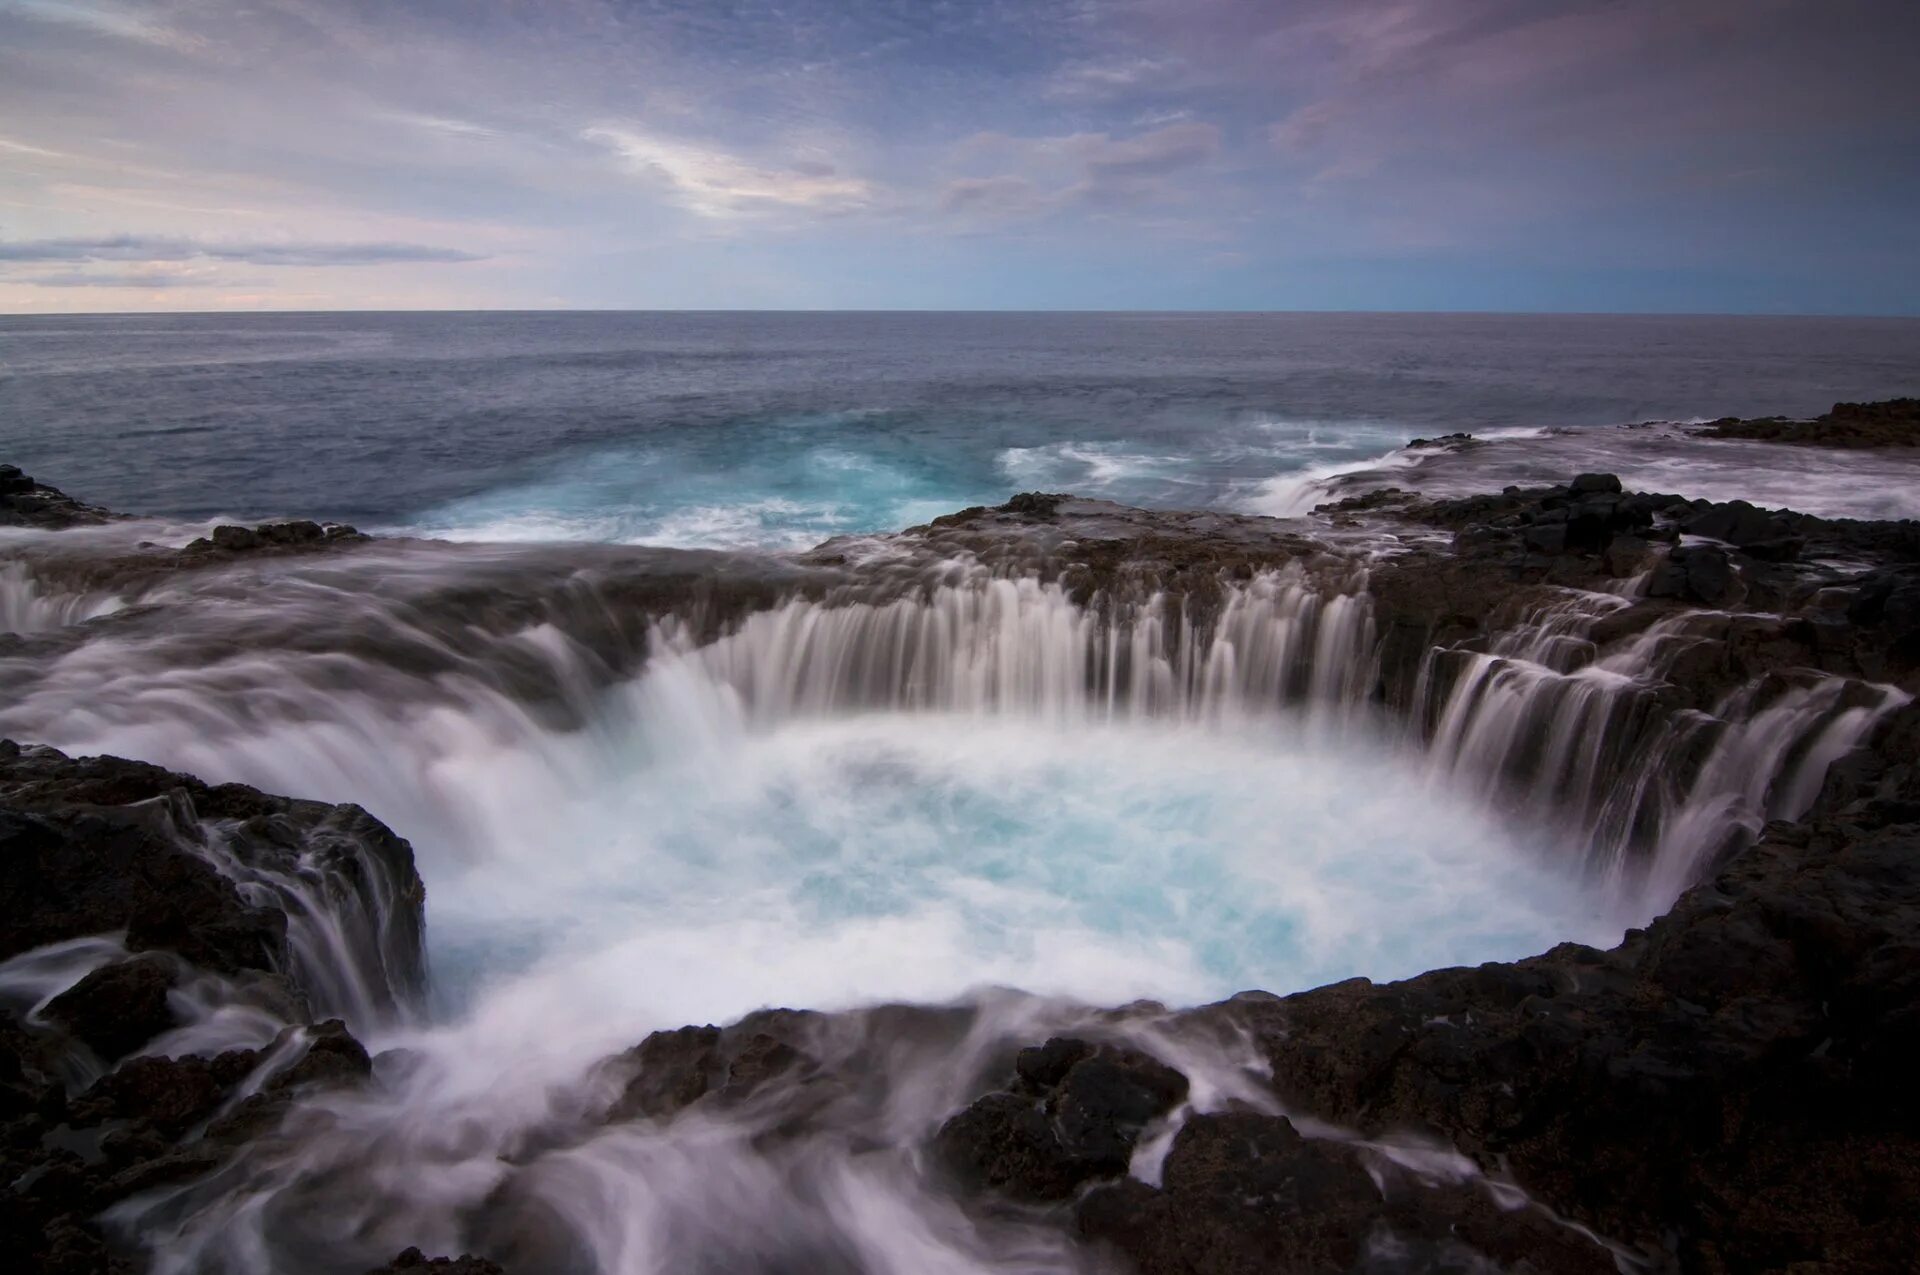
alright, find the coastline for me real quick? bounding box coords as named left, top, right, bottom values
left=2, top=403, right=1917, bottom=1273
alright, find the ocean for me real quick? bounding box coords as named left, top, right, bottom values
left=5, top=310, right=1918, bottom=545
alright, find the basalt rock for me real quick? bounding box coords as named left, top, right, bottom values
left=1207, top=787, right=1920, bottom=1272
left=366, top=1247, right=508, bottom=1275
left=933, top=1038, right=1188, bottom=1201
left=1075, top=1110, right=1616, bottom=1274
left=1697, top=397, right=1920, bottom=449
left=186, top=518, right=366, bottom=555
left=42, top=954, right=181, bottom=1062
left=0, top=465, right=119, bottom=530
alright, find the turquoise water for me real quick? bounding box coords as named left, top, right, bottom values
left=5, top=311, right=1916, bottom=544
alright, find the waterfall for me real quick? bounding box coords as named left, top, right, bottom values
left=648, top=563, right=1377, bottom=727
left=1406, top=591, right=1909, bottom=905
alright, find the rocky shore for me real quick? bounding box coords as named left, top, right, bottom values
left=3, top=408, right=1919, bottom=1273
left=1695, top=398, right=1920, bottom=449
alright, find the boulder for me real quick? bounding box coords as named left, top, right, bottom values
left=933, top=1039, right=1188, bottom=1201
left=42, top=955, right=180, bottom=1061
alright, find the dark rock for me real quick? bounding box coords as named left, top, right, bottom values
left=70, top=1054, right=224, bottom=1137
left=0, top=466, right=119, bottom=529
left=0, top=742, right=426, bottom=1010
left=933, top=1042, right=1188, bottom=1201
left=1684, top=498, right=1788, bottom=547
left=1014, top=1036, right=1091, bottom=1090
left=1000, top=492, right=1069, bottom=518
left=272, top=1019, right=373, bottom=1091
left=1697, top=397, right=1920, bottom=449
left=1406, top=433, right=1473, bottom=449
left=1569, top=471, right=1622, bottom=495
left=42, top=955, right=179, bottom=1061
left=209, top=524, right=260, bottom=551
left=365, top=1247, right=506, bottom=1275
left=1521, top=523, right=1567, bottom=555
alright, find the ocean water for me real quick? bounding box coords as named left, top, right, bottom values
left=8, top=312, right=1918, bottom=1269
left=4, top=311, right=1917, bottom=545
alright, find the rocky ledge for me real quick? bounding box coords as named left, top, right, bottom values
left=0, top=466, right=120, bottom=530
left=3, top=435, right=1920, bottom=1273
left=0, top=744, right=425, bottom=1275
left=1695, top=397, right=1920, bottom=449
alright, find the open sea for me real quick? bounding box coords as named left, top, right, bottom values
left=5, top=311, right=1917, bottom=546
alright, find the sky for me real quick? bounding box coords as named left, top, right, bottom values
left=2, top=0, right=1917, bottom=313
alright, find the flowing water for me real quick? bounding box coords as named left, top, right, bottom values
left=3, top=312, right=1918, bottom=1271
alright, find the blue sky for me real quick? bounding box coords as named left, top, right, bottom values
left=2, top=0, right=1916, bottom=312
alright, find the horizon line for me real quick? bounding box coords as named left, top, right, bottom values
left=5, top=307, right=1920, bottom=320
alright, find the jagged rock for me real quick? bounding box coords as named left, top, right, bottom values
left=1698, top=397, right=1920, bottom=448
left=0, top=465, right=119, bottom=529
left=1222, top=793, right=1920, bottom=1271
left=933, top=1039, right=1187, bottom=1200
left=604, top=1009, right=824, bottom=1124
left=0, top=741, right=426, bottom=1009
left=187, top=518, right=366, bottom=555
left=42, top=955, right=179, bottom=1061
left=365, top=1247, right=506, bottom=1274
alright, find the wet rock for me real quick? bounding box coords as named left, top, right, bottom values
left=42, top=955, right=179, bottom=1061
left=1648, top=543, right=1739, bottom=607
left=1406, top=433, right=1473, bottom=448
left=1226, top=792, right=1920, bottom=1270
left=604, top=1009, right=825, bottom=1124
left=934, top=1040, right=1188, bottom=1201
left=366, top=1247, right=506, bottom=1275
left=273, top=1019, right=373, bottom=1090
left=1001, top=491, right=1070, bottom=518
left=0, top=465, right=119, bottom=529
left=0, top=741, right=426, bottom=1009
left=186, top=518, right=367, bottom=555
left=1568, top=471, right=1622, bottom=495
left=70, top=1054, right=225, bottom=1136
left=1697, top=397, right=1920, bottom=449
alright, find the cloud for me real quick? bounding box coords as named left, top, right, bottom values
left=941, top=122, right=1223, bottom=224
left=23, top=267, right=228, bottom=288
left=0, top=236, right=487, bottom=265
left=584, top=127, right=874, bottom=220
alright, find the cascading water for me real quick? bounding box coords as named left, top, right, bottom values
left=0, top=524, right=1907, bottom=1273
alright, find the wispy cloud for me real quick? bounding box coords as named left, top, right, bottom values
left=941, top=122, right=1223, bottom=224
left=584, top=127, right=874, bottom=220
left=0, top=236, right=487, bottom=265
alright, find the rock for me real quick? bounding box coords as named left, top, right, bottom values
left=1648, top=543, right=1740, bottom=607
left=42, top=955, right=179, bottom=1061
left=1684, top=498, right=1788, bottom=547
left=365, top=1247, right=505, bottom=1274
left=0, top=742, right=426, bottom=1010
left=1230, top=794, right=1920, bottom=1270
left=1697, top=397, right=1920, bottom=449
left=272, top=1019, right=373, bottom=1091
left=933, top=1040, right=1188, bottom=1201
left=1406, top=433, right=1473, bottom=449
left=1001, top=492, right=1069, bottom=518
left=604, top=1009, right=824, bottom=1125
left=0, top=466, right=119, bottom=529
left=1569, top=471, right=1623, bottom=495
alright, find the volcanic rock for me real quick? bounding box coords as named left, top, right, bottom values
left=1697, top=397, right=1920, bottom=448
left=0, top=465, right=119, bottom=529
left=933, top=1038, right=1188, bottom=1200
left=42, top=954, right=180, bottom=1061
left=366, top=1247, right=507, bottom=1275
